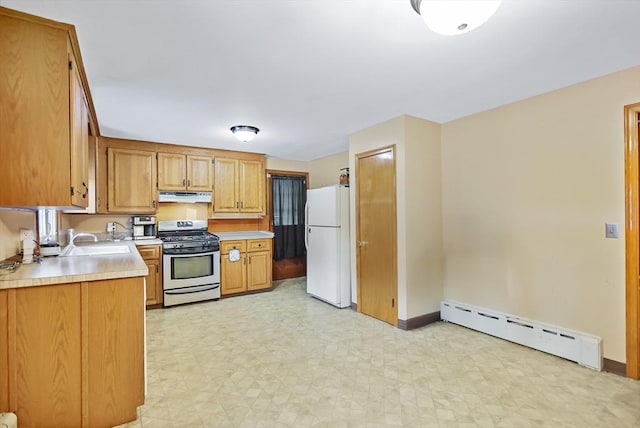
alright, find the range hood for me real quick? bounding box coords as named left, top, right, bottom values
left=158, top=191, right=212, bottom=203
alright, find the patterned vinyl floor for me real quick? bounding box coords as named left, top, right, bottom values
left=117, top=278, right=640, bottom=427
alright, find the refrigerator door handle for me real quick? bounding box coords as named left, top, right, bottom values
left=305, top=227, right=309, bottom=251
left=304, top=201, right=309, bottom=250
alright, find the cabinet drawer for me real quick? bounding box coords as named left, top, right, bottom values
left=247, top=239, right=271, bottom=252
left=220, top=240, right=246, bottom=254
left=137, top=245, right=160, bottom=260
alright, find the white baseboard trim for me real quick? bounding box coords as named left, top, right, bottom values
left=441, top=300, right=602, bottom=371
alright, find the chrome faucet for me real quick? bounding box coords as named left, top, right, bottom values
left=70, top=232, right=98, bottom=245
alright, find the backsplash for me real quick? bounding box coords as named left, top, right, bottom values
left=0, top=209, right=36, bottom=260
left=156, top=203, right=207, bottom=221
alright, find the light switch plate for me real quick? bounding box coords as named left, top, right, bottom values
left=605, top=223, right=619, bottom=239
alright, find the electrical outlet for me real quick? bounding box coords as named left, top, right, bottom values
left=106, top=222, right=116, bottom=233
left=605, top=223, right=619, bottom=239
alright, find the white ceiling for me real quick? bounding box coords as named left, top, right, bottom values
left=2, top=0, right=640, bottom=161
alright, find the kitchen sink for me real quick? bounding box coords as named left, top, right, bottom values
left=60, top=244, right=131, bottom=257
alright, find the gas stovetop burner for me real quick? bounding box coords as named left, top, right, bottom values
left=157, top=220, right=219, bottom=253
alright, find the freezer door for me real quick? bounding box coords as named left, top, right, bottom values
left=306, top=226, right=340, bottom=305
left=307, top=186, right=339, bottom=227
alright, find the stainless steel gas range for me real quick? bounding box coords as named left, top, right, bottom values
left=158, top=220, right=220, bottom=307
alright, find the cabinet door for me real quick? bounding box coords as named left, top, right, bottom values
left=69, top=51, right=89, bottom=208
left=107, top=147, right=157, bottom=213
left=247, top=250, right=272, bottom=291
left=187, top=155, right=213, bottom=191
left=87, top=278, right=144, bottom=427
left=239, top=160, right=264, bottom=213
left=0, top=16, right=71, bottom=206
left=145, top=260, right=161, bottom=306
left=214, top=158, right=239, bottom=212
left=158, top=153, right=187, bottom=191
left=221, top=252, right=247, bottom=295
left=15, top=284, right=83, bottom=428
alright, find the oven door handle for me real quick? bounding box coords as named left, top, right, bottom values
left=162, top=249, right=218, bottom=256
left=164, top=284, right=220, bottom=295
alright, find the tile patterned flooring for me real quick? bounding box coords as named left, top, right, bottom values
left=118, top=278, right=640, bottom=427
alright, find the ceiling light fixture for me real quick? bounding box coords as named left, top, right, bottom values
left=230, top=125, right=259, bottom=142
left=410, top=0, right=502, bottom=36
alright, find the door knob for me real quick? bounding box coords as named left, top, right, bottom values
left=358, top=241, right=367, bottom=247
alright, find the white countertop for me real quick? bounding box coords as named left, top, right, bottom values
left=0, top=241, right=148, bottom=289
left=214, top=231, right=275, bottom=241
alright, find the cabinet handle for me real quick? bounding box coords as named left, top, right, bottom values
left=248, top=256, right=251, bottom=264
left=182, top=179, right=186, bottom=186
left=81, top=182, right=88, bottom=198
left=240, top=201, right=244, bottom=209
left=236, top=201, right=239, bottom=209
left=152, top=200, right=156, bottom=208
left=187, top=179, right=191, bottom=187
left=156, top=265, right=158, bottom=273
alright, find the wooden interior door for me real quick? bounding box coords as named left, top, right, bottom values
left=356, top=146, right=397, bottom=326
left=626, top=104, right=640, bottom=379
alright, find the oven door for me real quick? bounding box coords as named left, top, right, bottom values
left=163, top=250, right=221, bottom=290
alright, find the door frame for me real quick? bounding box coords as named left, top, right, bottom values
left=355, top=145, right=398, bottom=326
left=624, top=102, right=640, bottom=379
left=266, top=169, right=310, bottom=280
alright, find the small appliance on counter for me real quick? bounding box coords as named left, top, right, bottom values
left=132, top=216, right=156, bottom=240
left=37, top=208, right=61, bottom=257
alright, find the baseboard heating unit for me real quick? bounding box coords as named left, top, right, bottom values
left=440, top=300, right=602, bottom=370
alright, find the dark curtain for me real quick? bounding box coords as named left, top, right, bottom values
left=272, top=175, right=306, bottom=260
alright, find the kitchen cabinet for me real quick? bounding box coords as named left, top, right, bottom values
left=0, top=278, right=144, bottom=427
left=220, top=238, right=272, bottom=295
left=138, top=244, right=163, bottom=307
left=214, top=158, right=265, bottom=214
left=0, top=8, right=97, bottom=208
left=157, top=153, right=213, bottom=192
left=107, top=147, right=157, bottom=213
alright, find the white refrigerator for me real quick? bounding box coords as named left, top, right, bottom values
left=305, top=185, right=351, bottom=308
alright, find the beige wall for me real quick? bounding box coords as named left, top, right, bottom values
left=0, top=209, right=36, bottom=260
left=405, top=116, right=443, bottom=318
left=349, top=115, right=444, bottom=320
left=308, top=151, right=349, bottom=188
left=441, top=65, right=640, bottom=362
left=266, top=157, right=309, bottom=173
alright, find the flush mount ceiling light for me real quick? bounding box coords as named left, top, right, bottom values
left=410, top=0, right=502, bottom=36
left=230, top=125, right=259, bottom=142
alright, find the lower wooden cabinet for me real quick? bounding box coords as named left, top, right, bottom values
left=0, top=277, right=144, bottom=428
left=220, top=238, right=272, bottom=295
left=138, top=244, right=163, bottom=307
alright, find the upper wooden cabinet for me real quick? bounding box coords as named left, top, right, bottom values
left=0, top=7, right=97, bottom=208
left=214, top=158, right=265, bottom=214
left=107, top=147, right=157, bottom=213
left=157, top=153, right=213, bottom=192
